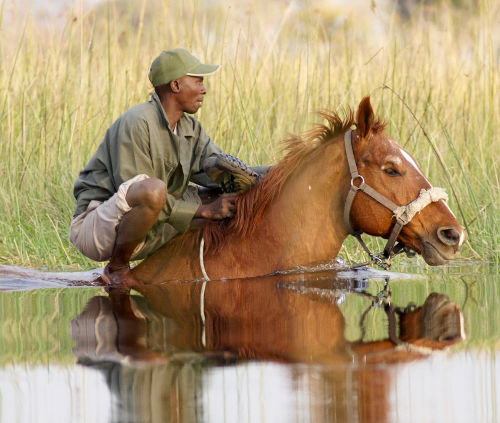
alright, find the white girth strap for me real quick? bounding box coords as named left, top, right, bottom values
left=393, top=187, right=448, bottom=225
left=199, top=237, right=210, bottom=281
left=199, top=236, right=210, bottom=348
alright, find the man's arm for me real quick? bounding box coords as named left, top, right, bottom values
left=114, top=117, right=237, bottom=232
left=189, top=119, right=270, bottom=192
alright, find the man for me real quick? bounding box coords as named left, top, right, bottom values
left=70, top=48, right=261, bottom=289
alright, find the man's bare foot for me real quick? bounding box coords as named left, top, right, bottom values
left=101, top=265, right=141, bottom=292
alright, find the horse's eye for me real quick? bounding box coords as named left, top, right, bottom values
left=383, top=168, right=401, bottom=176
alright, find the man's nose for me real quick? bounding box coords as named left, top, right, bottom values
left=201, top=84, right=207, bottom=94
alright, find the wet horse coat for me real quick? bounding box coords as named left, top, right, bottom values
left=133, top=97, right=465, bottom=284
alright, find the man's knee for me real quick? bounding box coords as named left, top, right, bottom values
left=126, top=177, right=167, bottom=210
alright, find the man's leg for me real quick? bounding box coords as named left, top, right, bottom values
left=102, top=178, right=167, bottom=289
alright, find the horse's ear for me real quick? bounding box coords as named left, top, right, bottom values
left=356, top=96, right=374, bottom=138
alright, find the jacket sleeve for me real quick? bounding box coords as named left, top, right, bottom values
left=167, top=194, right=200, bottom=233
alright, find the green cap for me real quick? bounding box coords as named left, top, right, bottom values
left=148, top=48, right=220, bottom=87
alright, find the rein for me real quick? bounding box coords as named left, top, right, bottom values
left=343, top=130, right=448, bottom=270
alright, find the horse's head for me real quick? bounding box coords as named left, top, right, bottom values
left=399, top=292, right=465, bottom=343
left=347, top=96, right=466, bottom=265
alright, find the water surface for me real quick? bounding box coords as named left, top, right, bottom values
left=0, top=262, right=498, bottom=423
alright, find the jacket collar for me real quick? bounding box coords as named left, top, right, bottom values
left=152, top=92, right=194, bottom=138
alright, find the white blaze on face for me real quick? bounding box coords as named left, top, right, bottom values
left=458, top=230, right=466, bottom=248
left=398, top=147, right=461, bottom=232
left=399, top=147, right=425, bottom=177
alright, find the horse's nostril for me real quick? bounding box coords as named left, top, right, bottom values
left=437, top=226, right=461, bottom=246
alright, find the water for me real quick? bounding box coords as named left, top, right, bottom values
left=0, top=262, right=498, bottom=423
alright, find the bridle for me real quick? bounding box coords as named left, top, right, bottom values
left=343, top=129, right=448, bottom=270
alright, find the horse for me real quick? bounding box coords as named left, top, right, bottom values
left=71, top=275, right=464, bottom=422
left=132, top=96, right=465, bottom=284
left=72, top=274, right=464, bottom=364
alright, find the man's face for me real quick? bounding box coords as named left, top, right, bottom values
left=176, top=75, right=207, bottom=114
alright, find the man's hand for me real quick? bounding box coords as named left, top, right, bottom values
left=195, top=193, right=237, bottom=220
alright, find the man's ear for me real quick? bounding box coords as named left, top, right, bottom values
left=170, top=80, right=181, bottom=93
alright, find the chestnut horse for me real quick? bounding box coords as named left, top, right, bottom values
left=132, top=96, right=465, bottom=284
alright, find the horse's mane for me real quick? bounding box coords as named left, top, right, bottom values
left=202, top=107, right=385, bottom=253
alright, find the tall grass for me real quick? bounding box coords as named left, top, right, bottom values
left=0, top=0, right=498, bottom=270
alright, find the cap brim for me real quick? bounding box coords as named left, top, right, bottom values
left=186, top=63, right=220, bottom=77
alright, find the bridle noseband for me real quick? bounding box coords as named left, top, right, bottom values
left=343, top=129, right=448, bottom=269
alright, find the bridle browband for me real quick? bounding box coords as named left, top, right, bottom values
left=343, top=129, right=448, bottom=270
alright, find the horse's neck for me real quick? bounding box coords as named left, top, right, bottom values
left=208, top=138, right=350, bottom=278
left=270, top=144, right=350, bottom=263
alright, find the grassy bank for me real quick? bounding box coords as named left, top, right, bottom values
left=0, top=0, right=498, bottom=270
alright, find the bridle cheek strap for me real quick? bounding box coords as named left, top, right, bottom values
left=343, top=130, right=449, bottom=265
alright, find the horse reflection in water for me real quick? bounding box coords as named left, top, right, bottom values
left=71, top=276, right=464, bottom=422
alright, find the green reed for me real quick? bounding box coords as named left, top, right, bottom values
left=0, top=0, right=498, bottom=269
left=0, top=287, right=100, bottom=365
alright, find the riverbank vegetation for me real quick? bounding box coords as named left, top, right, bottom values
left=0, top=0, right=497, bottom=270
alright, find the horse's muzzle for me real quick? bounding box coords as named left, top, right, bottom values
left=421, top=225, right=466, bottom=265
left=437, top=226, right=465, bottom=249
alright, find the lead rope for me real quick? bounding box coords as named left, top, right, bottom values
left=199, top=237, right=210, bottom=348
